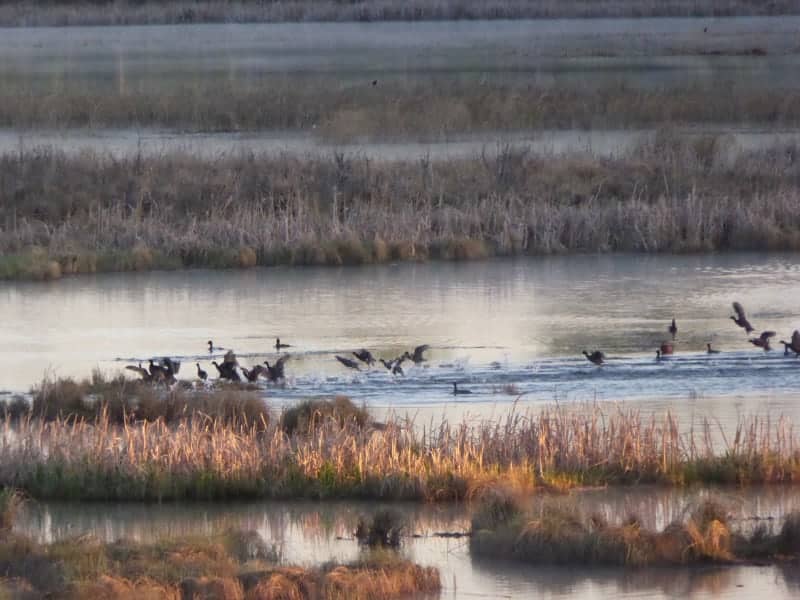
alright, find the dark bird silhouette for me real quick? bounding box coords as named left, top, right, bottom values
left=353, top=349, right=376, bottom=366
left=452, top=382, right=472, bottom=395
left=669, top=318, right=677, bottom=340
left=779, top=330, right=800, bottom=356
left=212, top=360, right=241, bottom=381
left=731, top=302, right=755, bottom=333
left=208, top=340, right=224, bottom=353
left=275, top=338, right=291, bottom=351
left=371, top=79, right=378, bottom=86
left=335, top=355, right=361, bottom=370
left=582, top=350, right=605, bottom=366
left=241, top=365, right=264, bottom=382
left=263, top=355, right=290, bottom=382
left=703, top=26, right=708, bottom=33
left=707, top=343, right=720, bottom=354
left=126, top=363, right=151, bottom=382
left=148, top=359, right=166, bottom=381
left=196, top=363, right=208, bottom=381
left=655, top=350, right=662, bottom=361
left=380, top=356, right=406, bottom=376
left=404, top=344, right=430, bottom=364
left=749, top=331, right=776, bottom=351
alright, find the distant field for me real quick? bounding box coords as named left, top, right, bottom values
left=1, top=0, right=799, bottom=27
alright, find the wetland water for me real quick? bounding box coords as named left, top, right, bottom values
left=13, top=486, right=800, bottom=599
left=2, top=253, right=800, bottom=430
left=2, top=17, right=800, bottom=92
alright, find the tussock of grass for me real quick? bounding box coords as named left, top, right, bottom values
left=281, top=397, right=370, bottom=436
left=26, top=373, right=269, bottom=428
left=4, top=141, right=800, bottom=280
left=471, top=497, right=800, bottom=566
left=0, top=521, right=439, bottom=600
left=2, top=381, right=800, bottom=502
left=355, top=511, right=405, bottom=548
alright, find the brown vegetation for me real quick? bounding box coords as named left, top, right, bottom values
left=2, top=137, right=800, bottom=280
left=2, top=382, right=800, bottom=501
left=24, top=372, right=269, bottom=427
left=0, top=0, right=795, bottom=27
left=0, top=518, right=440, bottom=600
left=2, top=81, right=800, bottom=134
left=471, top=495, right=800, bottom=566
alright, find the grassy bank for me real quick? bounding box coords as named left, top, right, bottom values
left=3, top=82, right=800, bottom=135
left=0, top=495, right=440, bottom=600
left=471, top=495, right=800, bottom=566
left=0, top=0, right=797, bottom=27
left=2, top=136, right=800, bottom=280
left=2, top=379, right=800, bottom=501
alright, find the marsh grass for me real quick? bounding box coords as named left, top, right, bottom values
left=25, top=373, right=269, bottom=427
left=3, top=81, right=800, bottom=135
left=3, top=139, right=800, bottom=279
left=470, top=496, right=800, bottom=566
left=2, top=387, right=800, bottom=502
left=0, top=0, right=796, bottom=27
left=0, top=521, right=439, bottom=600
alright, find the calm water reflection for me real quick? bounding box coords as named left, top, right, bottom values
left=14, top=486, right=800, bottom=600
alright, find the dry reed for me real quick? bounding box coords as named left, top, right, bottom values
left=1, top=395, right=799, bottom=502
left=2, top=138, right=800, bottom=280
left=0, top=0, right=795, bottom=27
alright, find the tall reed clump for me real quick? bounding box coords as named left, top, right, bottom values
left=26, top=373, right=269, bottom=428
left=3, top=140, right=800, bottom=280
left=1, top=393, right=800, bottom=502
left=471, top=496, right=800, bottom=566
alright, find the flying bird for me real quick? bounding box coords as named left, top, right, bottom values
left=749, top=331, right=776, bottom=351
left=730, top=302, right=754, bottom=333
left=582, top=350, right=605, bottom=366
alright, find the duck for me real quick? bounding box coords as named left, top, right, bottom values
left=208, top=340, right=224, bottom=353
left=353, top=349, right=376, bottom=366
left=275, top=338, right=291, bottom=351
left=335, top=355, right=361, bottom=370
left=669, top=318, right=677, bottom=340
left=749, top=331, right=776, bottom=351
left=404, top=344, right=430, bottom=364
left=452, top=382, right=472, bottom=395
left=263, top=355, right=290, bottom=382
left=196, top=363, right=208, bottom=381
left=731, top=302, right=755, bottom=333
left=706, top=343, right=720, bottom=354
left=582, top=350, right=605, bottom=366
left=779, top=330, right=800, bottom=356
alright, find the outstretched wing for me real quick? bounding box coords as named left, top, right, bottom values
left=732, top=302, right=747, bottom=319
left=125, top=365, right=149, bottom=379
left=793, top=330, right=800, bottom=348
left=760, top=331, right=776, bottom=341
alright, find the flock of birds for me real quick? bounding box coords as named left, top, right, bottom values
left=581, top=301, right=800, bottom=366
left=126, top=302, right=799, bottom=395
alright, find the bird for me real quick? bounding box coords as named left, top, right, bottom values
left=263, top=355, right=290, bottom=382
left=669, top=318, right=677, bottom=340
left=655, top=350, right=662, bottom=361
left=196, top=363, right=208, bottom=381
left=148, top=359, right=166, bottom=381
left=275, top=338, right=291, bottom=351
left=703, top=26, right=708, bottom=33
left=371, top=79, right=378, bottom=86
left=404, top=344, right=430, bottom=364
left=749, top=331, right=776, bottom=351
left=208, top=340, right=224, bottom=353
left=582, top=350, right=605, bottom=366
left=779, top=330, right=800, bottom=356
left=379, top=357, right=404, bottom=376
left=212, top=360, right=241, bottom=381
left=126, top=363, right=151, bottom=382
left=353, top=349, right=376, bottom=366
left=452, top=382, right=472, bottom=395
left=707, top=343, right=720, bottom=354
left=335, top=355, right=361, bottom=370
left=240, top=365, right=264, bottom=382
left=731, top=302, right=755, bottom=333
